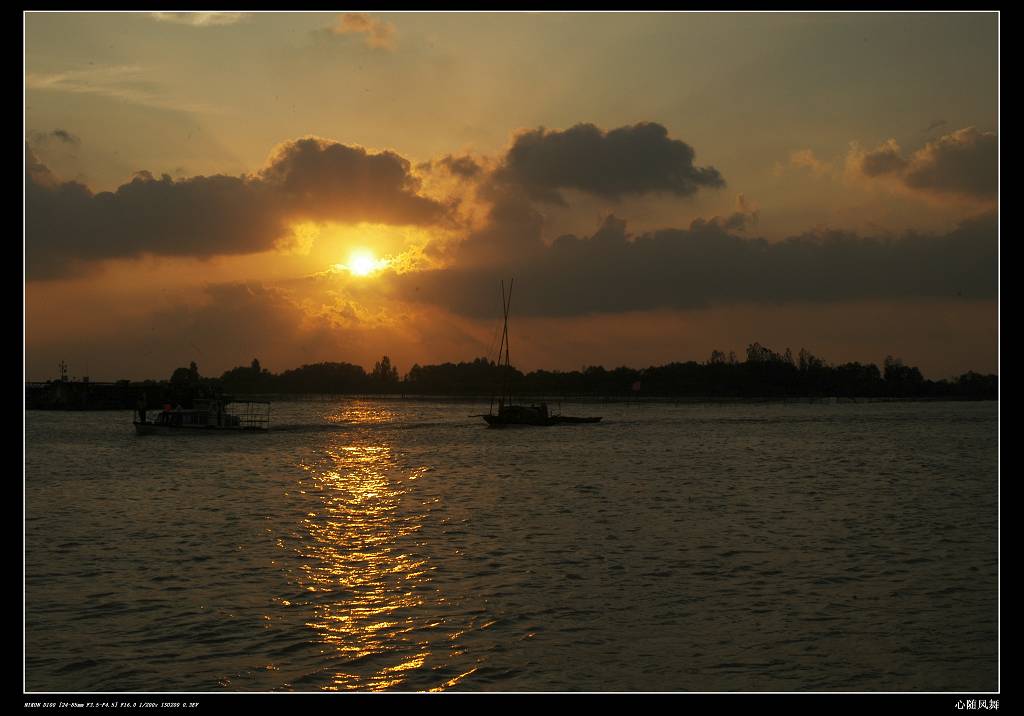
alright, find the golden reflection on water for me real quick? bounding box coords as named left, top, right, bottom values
left=290, top=412, right=474, bottom=691
left=325, top=404, right=398, bottom=426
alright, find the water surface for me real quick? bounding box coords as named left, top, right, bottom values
left=25, top=400, right=999, bottom=692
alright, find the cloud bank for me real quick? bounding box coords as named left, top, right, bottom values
left=389, top=211, right=997, bottom=318
left=26, top=138, right=447, bottom=279
left=26, top=120, right=997, bottom=330
left=491, top=122, right=725, bottom=205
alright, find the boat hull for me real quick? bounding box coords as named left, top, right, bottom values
left=482, top=414, right=602, bottom=428
left=133, top=421, right=266, bottom=435
left=551, top=416, right=602, bottom=424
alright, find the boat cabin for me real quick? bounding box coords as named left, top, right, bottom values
left=154, top=400, right=242, bottom=428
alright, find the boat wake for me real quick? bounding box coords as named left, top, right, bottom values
left=271, top=420, right=460, bottom=433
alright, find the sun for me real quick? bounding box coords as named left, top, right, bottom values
left=338, top=250, right=389, bottom=277
left=349, top=253, right=377, bottom=276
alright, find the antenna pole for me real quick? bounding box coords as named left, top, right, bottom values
left=503, top=279, right=513, bottom=405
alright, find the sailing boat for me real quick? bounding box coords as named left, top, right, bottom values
left=481, top=279, right=601, bottom=428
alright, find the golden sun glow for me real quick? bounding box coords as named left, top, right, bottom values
left=337, top=250, right=390, bottom=277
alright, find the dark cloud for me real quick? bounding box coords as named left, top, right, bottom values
left=858, top=128, right=997, bottom=199
left=256, top=137, right=443, bottom=224
left=449, top=196, right=547, bottom=268
left=416, top=154, right=484, bottom=180
left=29, top=129, right=81, bottom=146
left=26, top=137, right=447, bottom=279
left=52, top=129, right=80, bottom=145
left=859, top=139, right=909, bottom=177
left=690, top=194, right=760, bottom=233
left=690, top=212, right=750, bottom=233
left=903, top=128, right=997, bottom=199
left=437, top=154, right=483, bottom=179
left=389, top=211, right=997, bottom=319
left=924, top=119, right=948, bottom=133
left=26, top=146, right=58, bottom=187
left=491, top=122, right=725, bottom=205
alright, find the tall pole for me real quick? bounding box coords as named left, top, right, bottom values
left=504, top=278, right=513, bottom=405
left=495, top=281, right=507, bottom=412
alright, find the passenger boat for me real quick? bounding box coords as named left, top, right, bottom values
left=482, top=403, right=602, bottom=427
left=133, top=398, right=270, bottom=435
left=480, top=279, right=601, bottom=428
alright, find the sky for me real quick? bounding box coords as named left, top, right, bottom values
left=24, top=11, right=999, bottom=382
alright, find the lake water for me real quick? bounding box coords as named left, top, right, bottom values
left=24, top=399, right=999, bottom=692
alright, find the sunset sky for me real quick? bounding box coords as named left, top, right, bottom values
left=24, top=11, right=998, bottom=382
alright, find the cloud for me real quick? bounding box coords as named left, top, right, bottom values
left=256, top=137, right=445, bottom=224
left=923, top=119, right=948, bottom=133
left=854, top=128, right=997, bottom=200
left=859, top=139, right=908, bottom=177
left=148, top=12, right=251, bottom=27
left=490, top=122, right=725, bottom=205
left=733, top=193, right=761, bottom=229
left=52, top=129, right=79, bottom=145
left=449, top=195, right=547, bottom=268
left=26, top=65, right=217, bottom=114
left=387, top=211, right=997, bottom=319
left=26, top=145, right=58, bottom=187
left=437, top=154, right=483, bottom=179
left=735, top=193, right=758, bottom=216
left=903, top=128, right=997, bottom=199
left=785, top=148, right=832, bottom=177
left=329, top=13, right=396, bottom=50
left=29, top=129, right=81, bottom=147
left=689, top=194, right=761, bottom=233
left=26, top=138, right=448, bottom=279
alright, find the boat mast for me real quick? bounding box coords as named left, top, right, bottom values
left=504, top=278, right=513, bottom=405
left=489, top=284, right=502, bottom=415
left=495, top=278, right=514, bottom=408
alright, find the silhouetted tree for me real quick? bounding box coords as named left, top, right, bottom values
left=799, top=348, right=825, bottom=372
left=165, top=360, right=221, bottom=406
left=371, top=356, right=399, bottom=389
left=171, top=362, right=200, bottom=385
left=884, top=356, right=924, bottom=397
left=275, top=362, right=366, bottom=393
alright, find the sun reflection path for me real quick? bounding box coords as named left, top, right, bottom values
left=287, top=423, right=477, bottom=692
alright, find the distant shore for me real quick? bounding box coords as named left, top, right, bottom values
left=220, top=392, right=997, bottom=404
left=25, top=382, right=997, bottom=411
left=25, top=348, right=998, bottom=410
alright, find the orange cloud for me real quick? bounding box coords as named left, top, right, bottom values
left=25, top=138, right=449, bottom=279
left=785, top=148, right=832, bottom=177
left=329, top=13, right=396, bottom=50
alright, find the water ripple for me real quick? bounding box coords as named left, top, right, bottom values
left=25, top=400, right=998, bottom=692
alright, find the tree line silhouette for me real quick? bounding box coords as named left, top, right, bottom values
left=205, top=342, right=996, bottom=400
left=25, top=342, right=997, bottom=410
